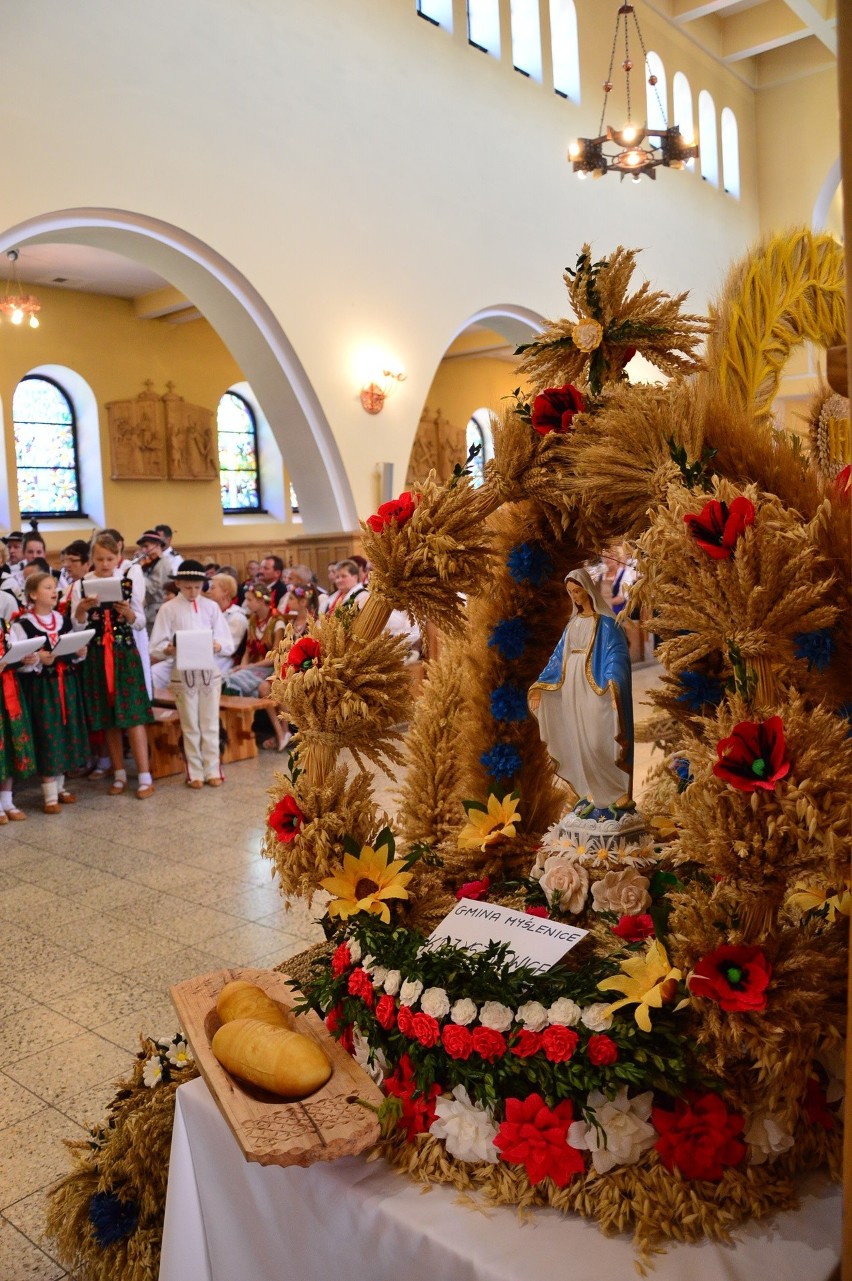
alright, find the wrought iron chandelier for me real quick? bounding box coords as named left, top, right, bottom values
left=568, top=3, right=698, bottom=182
left=0, top=250, right=41, bottom=328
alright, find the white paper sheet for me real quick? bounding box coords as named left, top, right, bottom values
left=0, top=635, right=44, bottom=666
left=176, top=629, right=215, bottom=671
left=427, top=899, right=587, bottom=973
left=51, top=628, right=95, bottom=658
left=81, top=575, right=123, bottom=603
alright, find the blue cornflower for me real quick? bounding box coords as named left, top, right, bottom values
left=487, top=616, right=530, bottom=660
left=89, top=1191, right=139, bottom=1247
left=675, top=669, right=725, bottom=712
left=793, top=628, right=834, bottom=673
left=490, top=684, right=529, bottom=722
left=506, top=542, right=553, bottom=587
left=480, top=742, right=523, bottom=780
left=672, top=757, right=693, bottom=791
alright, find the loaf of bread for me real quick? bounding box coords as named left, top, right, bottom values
left=216, top=980, right=291, bottom=1029
left=211, top=1017, right=332, bottom=1098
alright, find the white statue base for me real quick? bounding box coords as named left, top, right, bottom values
left=536, top=804, right=654, bottom=870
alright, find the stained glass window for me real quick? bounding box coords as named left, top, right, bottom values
left=217, top=391, right=261, bottom=512
left=13, top=375, right=82, bottom=516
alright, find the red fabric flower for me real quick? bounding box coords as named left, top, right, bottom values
left=366, top=491, right=417, bottom=534
left=688, top=944, right=771, bottom=1013
left=587, top=1034, right=618, bottom=1066
left=441, top=1024, right=474, bottom=1060
left=683, top=496, right=754, bottom=560
left=396, top=1004, right=415, bottom=1038
left=611, top=912, right=655, bottom=941
left=383, top=1054, right=441, bottom=1141
left=286, top=636, right=321, bottom=672
left=652, top=1093, right=745, bottom=1181
left=412, top=1012, right=440, bottom=1047
left=331, top=942, right=351, bottom=976
left=455, top=876, right=491, bottom=901
left=830, top=464, right=850, bottom=503
left=494, top=1094, right=584, bottom=1187
left=268, top=794, right=304, bottom=843
left=472, top=1027, right=507, bottom=1061
left=525, top=906, right=549, bottom=918
left=541, top=1025, right=579, bottom=1063
left=375, top=993, right=397, bottom=1030
left=803, top=1078, right=835, bottom=1130
left=325, top=1004, right=354, bottom=1054
left=511, top=1029, right=543, bottom=1058
left=713, top=716, right=790, bottom=793
left=347, top=967, right=374, bottom=1008
left=531, top=384, right=585, bottom=436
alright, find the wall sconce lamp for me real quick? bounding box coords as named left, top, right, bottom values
left=360, top=368, right=406, bottom=414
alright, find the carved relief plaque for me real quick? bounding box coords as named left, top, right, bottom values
left=105, top=383, right=166, bottom=480
left=163, top=384, right=218, bottom=480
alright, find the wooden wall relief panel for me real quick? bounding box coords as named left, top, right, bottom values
left=163, top=384, right=218, bottom=480
left=105, top=383, right=167, bottom=480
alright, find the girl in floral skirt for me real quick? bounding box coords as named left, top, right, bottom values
left=71, top=532, right=154, bottom=800
left=0, top=618, right=36, bottom=821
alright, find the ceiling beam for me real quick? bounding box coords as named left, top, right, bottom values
left=783, top=0, right=837, bottom=53
left=670, top=0, right=741, bottom=21
left=721, top=3, right=808, bottom=61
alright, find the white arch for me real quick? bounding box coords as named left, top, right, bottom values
left=645, top=53, right=667, bottom=131
left=813, top=158, right=842, bottom=232
left=447, top=302, right=545, bottom=349
left=0, top=208, right=358, bottom=534
left=550, top=0, right=580, bottom=102
left=672, top=72, right=695, bottom=172
left=698, top=90, right=719, bottom=187
left=23, top=364, right=106, bottom=527
left=721, top=107, right=740, bottom=198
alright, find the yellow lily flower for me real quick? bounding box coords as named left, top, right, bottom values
left=787, top=882, right=851, bottom=923
left=597, top=939, right=683, bottom=1033
left=457, top=793, right=521, bottom=853
left=320, top=842, right=414, bottom=925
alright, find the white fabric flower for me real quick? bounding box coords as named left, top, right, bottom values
left=568, top=1088, right=656, bottom=1174
left=309, top=887, right=333, bottom=920
left=142, top=1056, right=163, bottom=1088
left=383, top=969, right=401, bottom=996
left=581, top=1003, right=613, bottom=1031
left=516, top=1001, right=548, bottom=1032
left=590, top=868, right=651, bottom=915
left=166, top=1038, right=193, bottom=1068
left=361, top=953, right=376, bottom=973
left=421, top=987, right=450, bottom=1020
left=450, top=997, right=478, bottom=1026
left=744, top=1112, right=795, bottom=1165
left=370, top=965, right=388, bottom=988
left=479, top=1001, right=513, bottom=1032
left=348, top=938, right=362, bottom=963
left=429, top=1085, right=499, bottom=1164
left=539, top=855, right=589, bottom=914
left=351, top=1027, right=387, bottom=1086
left=399, top=978, right=423, bottom=1007
left=547, top=997, right=581, bottom=1027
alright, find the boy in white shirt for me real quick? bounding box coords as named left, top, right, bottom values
left=149, top=560, right=235, bottom=788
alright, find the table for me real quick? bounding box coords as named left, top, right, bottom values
left=159, top=1078, right=842, bottom=1281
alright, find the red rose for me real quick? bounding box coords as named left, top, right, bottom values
left=455, top=876, right=491, bottom=901
left=383, top=1054, right=441, bottom=1141
left=541, top=1025, right=579, bottom=1063
left=268, top=794, right=304, bottom=843
left=531, top=384, right=585, bottom=436
left=688, top=944, right=771, bottom=1013
left=441, top=1024, right=474, bottom=1060
left=366, top=491, right=417, bottom=534
left=331, top=942, right=351, bottom=976
left=683, top=495, right=754, bottom=560
left=587, top=1034, right=618, bottom=1066
left=611, top=912, right=655, bottom=941
left=653, top=1093, right=745, bottom=1181
left=375, top=994, right=397, bottom=1030
left=494, top=1093, right=584, bottom=1187
left=525, top=906, right=549, bottom=918
left=347, top=967, right=374, bottom=1008
left=472, top=1027, right=506, bottom=1062
left=713, top=716, right=790, bottom=793
left=286, top=636, right=321, bottom=673
left=803, top=1078, right=835, bottom=1130
left=325, top=1004, right=354, bottom=1054
left=511, top=1029, right=543, bottom=1058
left=396, top=1004, right=415, bottom=1037
left=412, top=1012, right=440, bottom=1047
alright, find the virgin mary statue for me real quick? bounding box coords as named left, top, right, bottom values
left=528, top=568, right=634, bottom=813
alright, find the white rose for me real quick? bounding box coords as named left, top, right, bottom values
left=547, top=997, right=581, bottom=1027
left=351, top=1027, right=387, bottom=1086
left=581, top=1003, right=613, bottom=1031
left=348, top=938, right=362, bottom=963
left=429, top=1085, right=499, bottom=1164
left=450, top=998, right=478, bottom=1026
left=421, top=987, right=450, bottom=1020
left=383, top=969, right=401, bottom=996
left=361, top=953, right=376, bottom=973
left=744, top=1112, right=795, bottom=1165
left=370, top=965, right=388, bottom=988
left=568, top=1088, right=656, bottom=1174
left=539, top=855, right=589, bottom=914
left=590, top=868, right=651, bottom=915
left=399, top=978, right=423, bottom=1007
left=516, top=1001, right=548, bottom=1032
left=479, top=1001, right=513, bottom=1032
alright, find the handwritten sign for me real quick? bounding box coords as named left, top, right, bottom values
left=426, top=899, right=588, bottom=973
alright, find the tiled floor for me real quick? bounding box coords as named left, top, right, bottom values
left=0, top=664, right=663, bottom=1280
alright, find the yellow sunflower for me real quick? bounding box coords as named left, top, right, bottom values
left=457, top=793, right=521, bottom=853
left=320, top=842, right=414, bottom=925
left=597, top=939, right=685, bottom=1033
left=787, top=882, right=851, bottom=923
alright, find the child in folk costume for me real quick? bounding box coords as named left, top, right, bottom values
left=0, top=619, right=36, bottom=821
left=10, top=573, right=90, bottom=814
left=223, top=584, right=286, bottom=697
left=71, top=532, right=155, bottom=800
left=149, top=560, right=234, bottom=788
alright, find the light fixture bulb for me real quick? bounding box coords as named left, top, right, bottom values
left=568, top=141, right=580, bottom=159
left=577, top=169, right=587, bottom=180
left=11, top=308, right=23, bottom=325
left=29, top=315, right=39, bottom=329
left=622, top=125, right=637, bottom=142
left=631, top=173, right=641, bottom=184
left=623, top=148, right=644, bottom=167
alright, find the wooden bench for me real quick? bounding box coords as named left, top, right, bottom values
left=147, top=691, right=277, bottom=779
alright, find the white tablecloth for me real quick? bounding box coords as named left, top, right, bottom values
left=159, top=1077, right=842, bottom=1281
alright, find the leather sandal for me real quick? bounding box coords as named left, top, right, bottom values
left=136, top=784, right=155, bottom=800
left=108, top=779, right=127, bottom=796
left=5, top=807, right=26, bottom=821
left=58, top=791, right=77, bottom=805
left=42, top=802, right=62, bottom=815
left=185, top=779, right=204, bottom=789
left=205, top=777, right=224, bottom=787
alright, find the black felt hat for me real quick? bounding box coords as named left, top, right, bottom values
left=171, top=559, right=207, bottom=581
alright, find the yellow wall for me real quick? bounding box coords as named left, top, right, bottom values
left=422, top=328, right=520, bottom=435
left=756, top=67, right=840, bottom=234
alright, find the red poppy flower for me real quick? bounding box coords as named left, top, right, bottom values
left=511, top=1029, right=543, bottom=1058
left=441, top=1024, right=474, bottom=1060
left=541, top=1025, right=579, bottom=1063
left=375, top=993, right=397, bottom=1030
left=383, top=1054, right=441, bottom=1141
left=611, top=912, right=655, bottom=941
left=325, top=1004, right=354, bottom=1054
left=472, top=1027, right=506, bottom=1061
left=494, top=1094, right=584, bottom=1187
left=683, top=496, right=754, bottom=560
left=412, top=1012, right=440, bottom=1047
left=366, top=491, right=417, bottom=534
left=268, top=794, right=305, bottom=843
left=587, top=1034, right=618, bottom=1066
left=347, top=967, right=374, bottom=1008
left=531, top=384, right=585, bottom=436
left=652, top=1093, right=745, bottom=1181
left=802, top=1078, right=835, bottom=1130
left=396, top=1004, right=415, bottom=1038
left=713, top=716, right=790, bottom=793
left=455, top=876, right=491, bottom=901
left=525, top=906, right=549, bottom=918
left=286, top=636, right=321, bottom=673
left=688, top=944, right=771, bottom=1013
left=330, top=942, right=351, bottom=976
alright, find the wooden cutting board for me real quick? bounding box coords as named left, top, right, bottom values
left=171, top=966, right=384, bottom=1167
